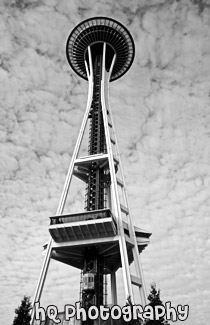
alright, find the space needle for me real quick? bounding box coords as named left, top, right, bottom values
left=31, top=17, right=151, bottom=325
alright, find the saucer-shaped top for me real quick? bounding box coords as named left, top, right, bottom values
left=66, top=17, right=135, bottom=82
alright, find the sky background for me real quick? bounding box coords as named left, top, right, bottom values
left=1, top=0, right=210, bottom=324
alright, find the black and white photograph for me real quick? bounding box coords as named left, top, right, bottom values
left=1, top=1, right=210, bottom=325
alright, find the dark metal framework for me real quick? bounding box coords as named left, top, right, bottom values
left=85, top=54, right=106, bottom=211
left=84, top=53, right=106, bottom=322
left=66, top=17, right=135, bottom=81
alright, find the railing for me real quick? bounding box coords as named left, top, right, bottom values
left=50, top=209, right=116, bottom=226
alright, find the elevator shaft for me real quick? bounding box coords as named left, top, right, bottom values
left=82, top=52, right=107, bottom=321
left=86, top=53, right=106, bottom=211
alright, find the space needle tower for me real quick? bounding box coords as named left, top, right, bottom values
left=31, top=17, right=151, bottom=324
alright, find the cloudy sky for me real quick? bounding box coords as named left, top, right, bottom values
left=1, top=0, right=210, bottom=324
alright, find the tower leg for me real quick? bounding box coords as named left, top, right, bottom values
left=30, top=240, right=52, bottom=324
left=132, top=248, right=147, bottom=306
left=111, top=272, right=117, bottom=305
left=30, top=53, right=94, bottom=324
left=100, top=43, right=134, bottom=303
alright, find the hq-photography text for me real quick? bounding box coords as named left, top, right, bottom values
left=35, top=301, right=189, bottom=323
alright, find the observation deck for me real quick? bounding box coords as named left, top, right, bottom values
left=48, top=209, right=151, bottom=273
left=49, top=209, right=117, bottom=242
left=66, top=17, right=135, bottom=81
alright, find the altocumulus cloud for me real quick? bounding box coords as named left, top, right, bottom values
left=0, top=1, right=210, bottom=325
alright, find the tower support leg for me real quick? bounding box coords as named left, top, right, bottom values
left=30, top=240, right=52, bottom=324
left=111, top=272, right=117, bottom=305
left=30, top=55, right=94, bottom=324
left=101, top=43, right=134, bottom=302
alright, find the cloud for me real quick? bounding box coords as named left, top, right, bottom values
left=1, top=1, right=210, bottom=325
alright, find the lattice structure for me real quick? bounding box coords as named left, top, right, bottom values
left=31, top=17, right=151, bottom=325
left=86, top=54, right=106, bottom=212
